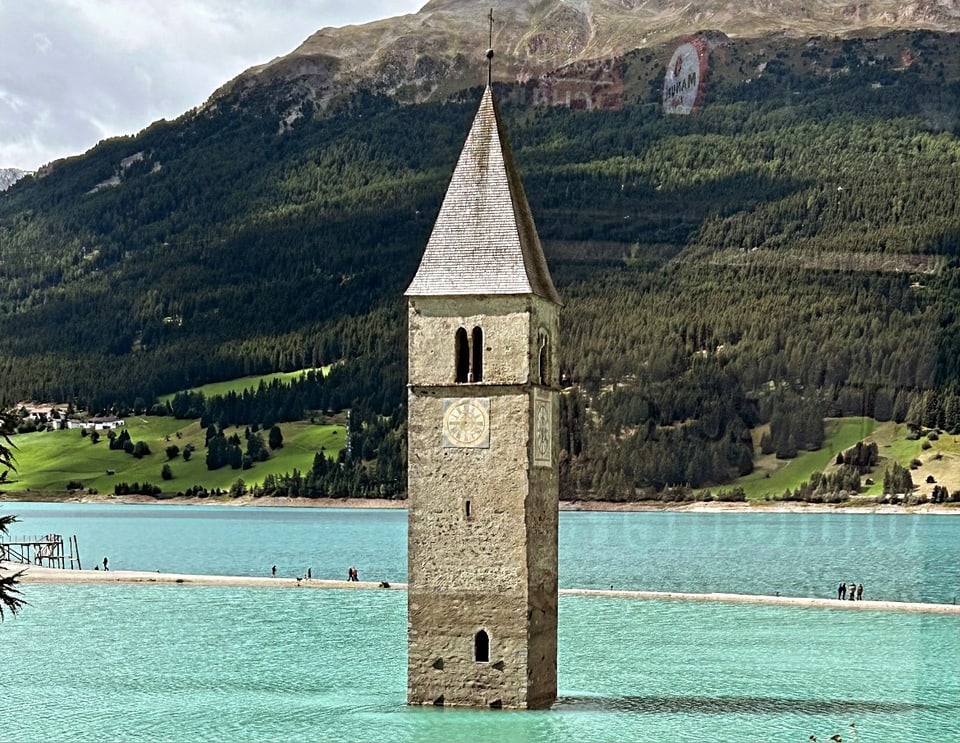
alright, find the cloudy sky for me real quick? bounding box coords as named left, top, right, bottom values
left=0, top=1, right=424, bottom=171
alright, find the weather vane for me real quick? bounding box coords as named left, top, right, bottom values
left=486, top=8, right=494, bottom=86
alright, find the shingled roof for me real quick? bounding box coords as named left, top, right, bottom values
left=405, top=86, right=561, bottom=304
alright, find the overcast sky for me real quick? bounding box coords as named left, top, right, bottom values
left=0, top=1, right=424, bottom=171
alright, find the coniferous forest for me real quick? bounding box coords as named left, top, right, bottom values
left=1, top=31, right=959, bottom=500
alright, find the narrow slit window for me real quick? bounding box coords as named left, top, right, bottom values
left=465, top=500, right=471, bottom=519
left=475, top=630, right=489, bottom=663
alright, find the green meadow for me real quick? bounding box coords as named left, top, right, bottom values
left=5, top=410, right=956, bottom=501
left=737, top=417, right=879, bottom=500
left=157, top=367, right=331, bottom=403
left=737, top=417, right=960, bottom=501
left=4, top=417, right=344, bottom=495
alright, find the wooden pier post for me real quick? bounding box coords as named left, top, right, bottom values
left=1, top=533, right=79, bottom=570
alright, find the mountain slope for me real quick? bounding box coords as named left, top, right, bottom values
left=1, top=2, right=959, bottom=498
left=214, top=0, right=960, bottom=107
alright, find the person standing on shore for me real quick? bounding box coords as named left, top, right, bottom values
left=271, top=565, right=276, bottom=577
left=857, top=583, right=864, bottom=600
left=848, top=581, right=856, bottom=600
left=838, top=581, right=846, bottom=600
left=103, top=556, right=109, bottom=571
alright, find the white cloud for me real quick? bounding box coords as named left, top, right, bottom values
left=32, top=33, right=53, bottom=54
left=0, top=1, right=424, bottom=171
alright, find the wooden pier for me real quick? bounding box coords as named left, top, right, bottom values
left=0, top=533, right=82, bottom=569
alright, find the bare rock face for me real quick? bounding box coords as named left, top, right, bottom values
left=208, top=0, right=960, bottom=109
left=522, top=3, right=591, bottom=60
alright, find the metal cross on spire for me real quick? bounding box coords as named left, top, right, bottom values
left=486, top=8, right=494, bottom=87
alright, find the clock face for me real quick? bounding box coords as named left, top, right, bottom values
left=443, top=398, right=490, bottom=448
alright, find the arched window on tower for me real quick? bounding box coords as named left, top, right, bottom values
left=538, top=330, right=549, bottom=386
left=455, top=328, right=469, bottom=383
left=474, top=629, right=490, bottom=662
left=471, top=327, right=483, bottom=383
left=454, top=326, right=484, bottom=383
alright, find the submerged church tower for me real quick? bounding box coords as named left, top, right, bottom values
left=405, top=82, right=562, bottom=710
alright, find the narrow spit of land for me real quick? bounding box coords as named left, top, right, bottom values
left=9, top=564, right=959, bottom=615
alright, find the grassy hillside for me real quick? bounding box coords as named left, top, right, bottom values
left=157, top=367, right=331, bottom=403
left=858, top=422, right=960, bottom=498
left=5, top=411, right=956, bottom=503
left=738, top=417, right=960, bottom=501
left=740, top=418, right=878, bottom=500
left=4, top=418, right=344, bottom=495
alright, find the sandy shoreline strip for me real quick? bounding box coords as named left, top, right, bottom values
left=6, top=563, right=401, bottom=591
left=8, top=564, right=958, bottom=614
left=2, top=493, right=958, bottom=514
left=561, top=588, right=960, bottom=614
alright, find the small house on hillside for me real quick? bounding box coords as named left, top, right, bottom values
left=65, top=417, right=125, bottom=431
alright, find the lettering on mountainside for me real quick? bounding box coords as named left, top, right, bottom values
left=515, top=59, right=624, bottom=111
left=663, top=38, right=709, bottom=115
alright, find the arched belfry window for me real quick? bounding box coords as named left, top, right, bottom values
left=475, top=630, right=490, bottom=663
left=471, top=327, right=483, bottom=383
left=454, top=326, right=484, bottom=383
left=455, top=328, right=469, bottom=383
left=538, top=330, right=550, bottom=386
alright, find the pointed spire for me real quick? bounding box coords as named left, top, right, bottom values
left=405, top=87, right=561, bottom=304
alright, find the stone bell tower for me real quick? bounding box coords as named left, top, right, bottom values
left=405, top=82, right=561, bottom=710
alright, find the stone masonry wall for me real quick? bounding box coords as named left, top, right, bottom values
left=407, top=295, right=559, bottom=709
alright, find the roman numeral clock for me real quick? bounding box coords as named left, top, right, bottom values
left=443, top=398, right=490, bottom=449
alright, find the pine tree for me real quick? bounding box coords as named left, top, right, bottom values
left=0, top=412, right=26, bottom=619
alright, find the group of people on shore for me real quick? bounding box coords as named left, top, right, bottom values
left=837, top=581, right=864, bottom=601
left=269, top=564, right=356, bottom=581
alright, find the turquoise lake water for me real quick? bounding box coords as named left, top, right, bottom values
left=1, top=503, right=958, bottom=742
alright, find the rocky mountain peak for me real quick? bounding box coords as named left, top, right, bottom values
left=211, top=0, right=960, bottom=110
